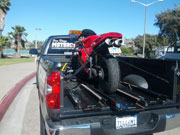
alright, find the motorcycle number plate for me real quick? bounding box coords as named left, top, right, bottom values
left=116, top=115, right=137, bottom=129
left=108, top=47, right=121, bottom=54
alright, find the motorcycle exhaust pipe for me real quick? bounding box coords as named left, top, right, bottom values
left=105, top=38, right=114, bottom=46
left=114, top=39, right=122, bottom=47
left=105, top=38, right=122, bottom=47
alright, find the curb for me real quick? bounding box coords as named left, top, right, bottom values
left=0, top=72, right=36, bottom=121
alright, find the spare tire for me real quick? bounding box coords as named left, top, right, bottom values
left=99, top=55, right=120, bottom=94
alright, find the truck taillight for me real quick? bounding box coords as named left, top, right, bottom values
left=46, top=72, right=60, bottom=109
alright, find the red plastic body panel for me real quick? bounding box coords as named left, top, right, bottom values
left=78, top=47, right=92, bottom=63
left=93, top=32, right=122, bottom=47
left=77, top=32, right=122, bottom=73
left=83, top=35, right=99, bottom=48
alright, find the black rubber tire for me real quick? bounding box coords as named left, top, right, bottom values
left=99, top=55, right=120, bottom=94
left=123, top=74, right=148, bottom=89
left=40, top=108, right=47, bottom=135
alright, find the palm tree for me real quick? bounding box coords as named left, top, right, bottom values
left=0, top=35, right=11, bottom=58
left=0, top=0, right=11, bottom=35
left=8, top=25, right=28, bottom=58
left=0, top=0, right=11, bottom=58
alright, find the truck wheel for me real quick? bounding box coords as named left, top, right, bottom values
left=99, top=55, right=120, bottom=94
left=40, top=108, right=47, bottom=135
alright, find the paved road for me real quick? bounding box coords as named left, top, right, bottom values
left=0, top=77, right=180, bottom=135
left=155, top=128, right=180, bottom=135
left=0, top=62, right=36, bottom=102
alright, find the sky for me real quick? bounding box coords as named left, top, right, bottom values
left=2, top=0, right=180, bottom=41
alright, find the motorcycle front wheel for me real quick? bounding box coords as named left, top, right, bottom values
left=98, top=55, right=120, bottom=94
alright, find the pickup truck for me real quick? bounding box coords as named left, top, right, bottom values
left=30, top=34, right=180, bottom=135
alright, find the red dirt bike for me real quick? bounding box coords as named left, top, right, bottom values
left=76, top=32, right=123, bottom=93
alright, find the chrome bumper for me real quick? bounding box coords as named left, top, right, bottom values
left=45, top=121, right=100, bottom=135
left=164, top=113, right=180, bottom=131
left=45, top=112, right=180, bottom=135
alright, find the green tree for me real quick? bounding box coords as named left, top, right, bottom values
left=0, top=35, right=11, bottom=58
left=32, top=40, right=44, bottom=49
left=8, top=25, right=28, bottom=58
left=0, top=0, right=11, bottom=35
left=134, top=34, right=168, bottom=58
left=0, top=0, right=11, bottom=13
left=121, top=46, right=131, bottom=55
left=129, top=46, right=136, bottom=54
left=155, top=6, right=180, bottom=44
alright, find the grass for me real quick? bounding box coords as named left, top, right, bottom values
left=0, top=56, right=35, bottom=66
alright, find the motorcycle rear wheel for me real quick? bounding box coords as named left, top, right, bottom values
left=99, top=55, right=120, bottom=94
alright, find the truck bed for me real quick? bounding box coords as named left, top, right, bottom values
left=62, top=57, right=180, bottom=119
left=63, top=78, right=176, bottom=118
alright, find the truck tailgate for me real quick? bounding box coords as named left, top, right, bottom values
left=44, top=107, right=180, bottom=135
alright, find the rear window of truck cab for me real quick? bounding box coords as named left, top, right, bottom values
left=47, top=37, right=77, bottom=55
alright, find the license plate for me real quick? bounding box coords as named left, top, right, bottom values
left=108, top=47, right=121, bottom=54
left=116, top=115, right=137, bottom=129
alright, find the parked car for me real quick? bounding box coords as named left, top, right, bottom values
left=155, top=46, right=168, bottom=57
left=159, top=42, right=180, bottom=60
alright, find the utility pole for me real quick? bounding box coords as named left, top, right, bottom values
left=131, top=0, right=164, bottom=58
left=35, top=28, right=41, bottom=49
